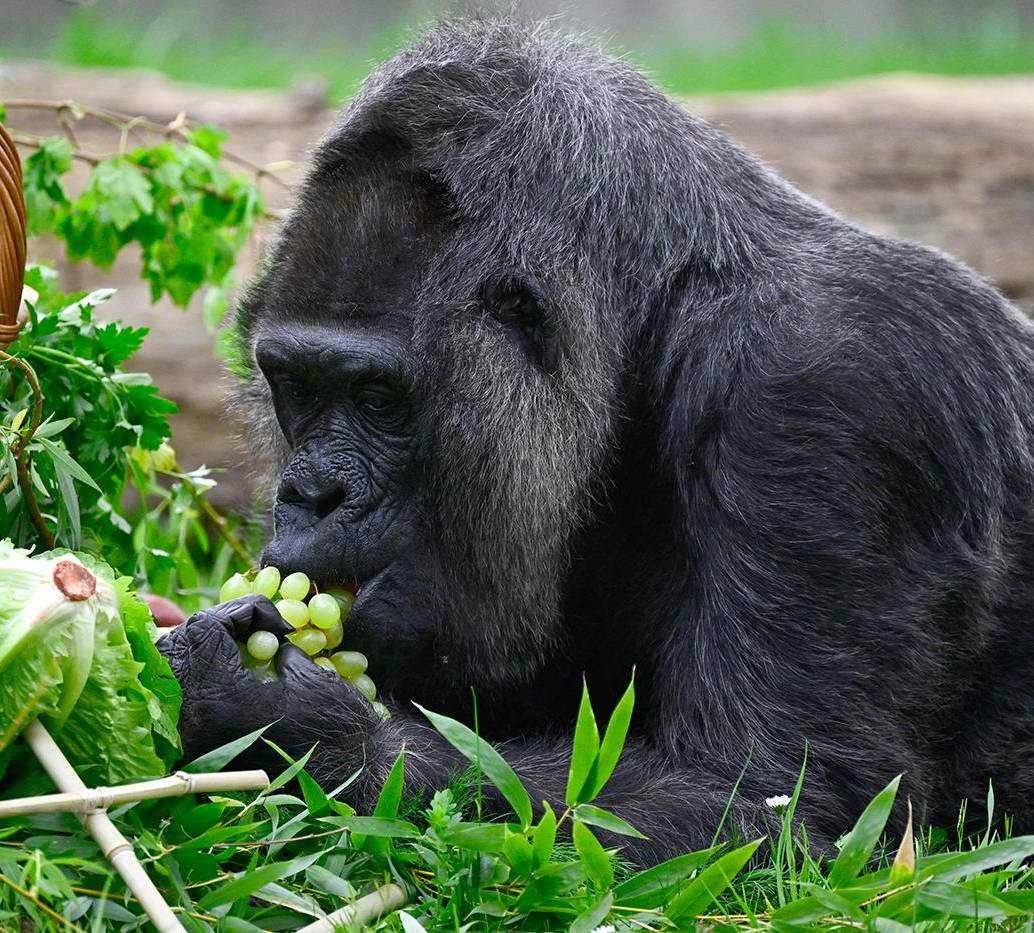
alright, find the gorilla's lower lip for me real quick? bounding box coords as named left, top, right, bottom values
left=346, top=567, right=389, bottom=614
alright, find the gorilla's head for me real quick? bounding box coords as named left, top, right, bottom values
left=234, top=21, right=776, bottom=692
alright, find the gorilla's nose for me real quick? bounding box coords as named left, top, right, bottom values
left=279, top=474, right=349, bottom=519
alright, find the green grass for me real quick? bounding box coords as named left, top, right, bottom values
left=639, top=12, right=1034, bottom=94
left=2, top=738, right=1034, bottom=930
left=3, top=683, right=1034, bottom=930
left=1, top=3, right=1032, bottom=102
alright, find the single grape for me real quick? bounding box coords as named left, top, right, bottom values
left=253, top=566, right=282, bottom=599
left=330, top=650, right=368, bottom=680
left=288, top=628, right=327, bottom=656
left=246, top=630, right=279, bottom=661
left=326, top=588, right=355, bottom=619
left=219, top=572, right=252, bottom=602
left=240, top=645, right=277, bottom=682
left=307, top=593, right=341, bottom=630
left=324, top=621, right=344, bottom=651
left=372, top=701, right=390, bottom=720
left=276, top=598, right=310, bottom=629
left=280, top=571, right=311, bottom=601
left=314, top=657, right=338, bottom=674
left=353, top=673, right=377, bottom=701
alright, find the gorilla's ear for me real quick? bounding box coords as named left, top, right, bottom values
left=312, top=126, right=410, bottom=181
left=642, top=255, right=749, bottom=493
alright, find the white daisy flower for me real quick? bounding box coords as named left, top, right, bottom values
left=765, top=794, right=792, bottom=810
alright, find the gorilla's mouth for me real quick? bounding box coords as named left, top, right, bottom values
left=314, top=565, right=388, bottom=605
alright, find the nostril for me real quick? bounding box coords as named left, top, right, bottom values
left=312, top=485, right=347, bottom=519
left=279, top=476, right=348, bottom=518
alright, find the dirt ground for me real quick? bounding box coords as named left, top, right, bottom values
left=2, top=61, right=1033, bottom=506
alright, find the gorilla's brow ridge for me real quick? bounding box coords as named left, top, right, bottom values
left=255, top=326, right=416, bottom=389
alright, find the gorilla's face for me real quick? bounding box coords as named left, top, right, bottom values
left=240, top=137, right=622, bottom=691
left=253, top=174, right=440, bottom=685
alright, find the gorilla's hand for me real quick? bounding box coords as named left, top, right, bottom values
left=158, top=594, right=380, bottom=767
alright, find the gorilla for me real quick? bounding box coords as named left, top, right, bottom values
left=159, top=20, right=1034, bottom=864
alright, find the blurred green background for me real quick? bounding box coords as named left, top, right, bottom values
left=1, top=0, right=1032, bottom=99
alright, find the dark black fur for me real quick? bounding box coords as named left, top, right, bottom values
left=160, top=20, right=1034, bottom=863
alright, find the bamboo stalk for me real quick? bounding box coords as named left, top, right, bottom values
left=0, top=768, right=269, bottom=817
left=22, top=720, right=185, bottom=933
left=296, top=884, right=408, bottom=933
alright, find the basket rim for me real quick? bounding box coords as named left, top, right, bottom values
left=0, top=122, right=27, bottom=348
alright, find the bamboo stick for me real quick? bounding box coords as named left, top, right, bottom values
left=0, top=767, right=269, bottom=817
left=22, top=720, right=186, bottom=932
left=296, top=884, right=408, bottom=933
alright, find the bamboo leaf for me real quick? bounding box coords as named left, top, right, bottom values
left=567, top=680, right=600, bottom=806
left=570, top=892, right=614, bottom=933
left=35, top=437, right=101, bottom=492
left=355, top=749, right=406, bottom=854
left=183, top=723, right=270, bottom=773
left=586, top=675, right=635, bottom=799
left=573, top=819, right=614, bottom=889
left=917, top=835, right=1034, bottom=883
left=612, top=846, right=718, bottom=906
left=532, top=801, right=557, bottom=869
left=502, top=829, right=535, bottom=875
left=330, top=816, right=420, bottom=838
left=574, top=804, right=647, bottom=839
left=666, top=839, right=763, bottom=920
left=197, top=851, right=322, bottom=909
left=32, top=417, right=75, bottom=439
left=415, top=703, right=532, bottom=828
left=888, top=798, right=915, bottom=886
left=916, top=881, right=1022, bottom=920
left=828, top=775, right=901, bottom=888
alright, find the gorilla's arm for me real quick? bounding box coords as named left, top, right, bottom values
left=161, top=599, right=794, bottom=865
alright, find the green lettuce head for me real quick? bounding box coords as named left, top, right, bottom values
left=0, top=541, right=181, bottom=784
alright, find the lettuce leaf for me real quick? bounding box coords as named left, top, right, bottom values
left=0, top=542, right=182, bottom=786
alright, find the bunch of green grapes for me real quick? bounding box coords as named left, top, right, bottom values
left=219, top=568, right=388, bottom=718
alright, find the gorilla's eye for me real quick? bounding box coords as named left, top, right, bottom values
left=277, top=377, right=314, bottom=408
left=354, top=382, right=407, bottom=429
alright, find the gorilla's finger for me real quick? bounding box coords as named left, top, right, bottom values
left=214, top=594, right=293, bottom=640
left=184, top=610, right=248, bottom=672
left=155, top=622, right=189, bottom=679
left=275, top=643, right=325, bottom=681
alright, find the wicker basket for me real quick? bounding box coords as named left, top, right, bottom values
left=0, top=123, right=27, bottom=350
